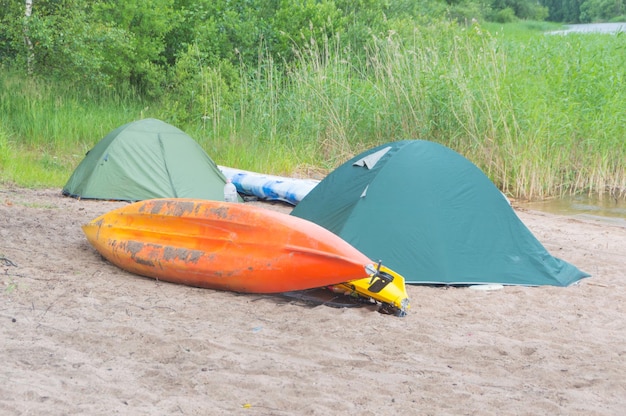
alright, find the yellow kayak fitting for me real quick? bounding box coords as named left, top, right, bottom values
left=330, top=261, right=410, bottom=317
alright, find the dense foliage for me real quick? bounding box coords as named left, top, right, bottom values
left=542, top=0, right=626, bottom=23
left=0, top=1, right=624, bottom=200
left=1, top=0, right=623, bottom=95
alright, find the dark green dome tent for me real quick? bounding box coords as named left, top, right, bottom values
left=63, top=118, right=238, bottom=202
left=291, top=140, right=589, bottom=286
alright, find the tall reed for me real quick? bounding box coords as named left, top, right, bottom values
left=0, top=72, right=148, bottom=186
left=210, top=21, right=625, bottom=199
left=1, top=21, right=624, bottom=200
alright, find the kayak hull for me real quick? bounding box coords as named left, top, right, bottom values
left=82, top=199, right=375, bottom=293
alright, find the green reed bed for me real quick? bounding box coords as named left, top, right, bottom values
left=1, top=21, right=624, bottom=200
left=0, top=74, right=149, bottom=186
left=215, top=22, right=624, bottom=199
left=500, top=30, right=626, bottom=199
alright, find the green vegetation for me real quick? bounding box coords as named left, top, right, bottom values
left=0, top=1, right=625, bottom=200
left=0, top=74, right=148, bottom=186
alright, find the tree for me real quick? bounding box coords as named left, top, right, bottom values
left=542, top=0, right=584, bottom=22
left=490, top=0, right=549, bottom=20
left=580, top=0, right=626, bottom=22
left=23, top=0, right=34, bottom=75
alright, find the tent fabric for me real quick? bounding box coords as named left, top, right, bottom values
left=291, top=140, right=589, bottom=287
left=63, top=118, right=235, bottom=202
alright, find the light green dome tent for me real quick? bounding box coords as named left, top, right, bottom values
left=291, top=140, right=589, bottom=287
left=63, top=118, right=238, bottom=202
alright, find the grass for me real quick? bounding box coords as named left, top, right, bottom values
left=1, top=21, right=624, bottom=200
left=0, top=74, right=151, bottom=187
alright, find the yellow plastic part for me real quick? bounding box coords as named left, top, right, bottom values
left=331, top=264, right=410, bottom=316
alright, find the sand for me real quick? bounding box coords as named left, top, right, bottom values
left=1, top=186, right=625, bottom=415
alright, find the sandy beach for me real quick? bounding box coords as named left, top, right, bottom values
left=1, top=186, right=625, bottom=415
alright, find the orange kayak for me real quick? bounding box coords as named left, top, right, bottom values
left=83, top=199, right=381, bottom=294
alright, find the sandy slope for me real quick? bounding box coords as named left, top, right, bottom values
left=1, top=187, right=625, bottom=415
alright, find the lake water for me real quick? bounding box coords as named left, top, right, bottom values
left=520, top=195, right=626, bottom=227
left=549, top=22, right=626, bottom=35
